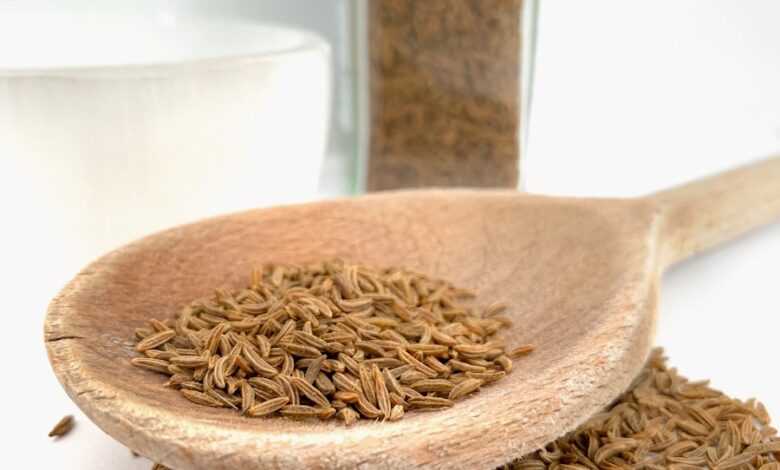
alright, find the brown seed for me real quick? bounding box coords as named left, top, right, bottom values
left=242, top=345, right=279, bottom=377
left=334, top=391, right=360, bottom=403
left=206, top=388, right=238, bottom=410
left=333, top=372, right=361, bottom=393
left=410, top=379, right=455, bottom=394
left=495, top=355, right=513, bottom=372
left=397, top=348, right=438, bottom=377
left=269, top=319, right=296, bottom=346
left=677, top=419, right=710, bottom=436
left=716, top=452, right=758, bottom=469
left=213, top=356, right=228, bottom=389
left=484, top=301, right=508, bottom=317
left=290, top=376, right=330, bottom=408
left=321, top=359, right=346, bottom=374
left=248, top=377, right=284, bottom=397
left=409, top=396, right=455, bottom=409
left=744, top=440, right=780, bottom=454
left=406, top=343, right=449, bottom=355
left=423, top=356, right=451, bottom=375
left=180, top=389, right=224, bottom=408
left=293, top=330, right=328, bottom=350
left=280, top=352, right=295, bottom=375
left=389, top=364, right=414, bottom=378
left=383, top=368, right=404, bottom=397
left=331, top=399, right=347, bottom=409
left=372, top=365, right=392, bottom=418
left=388, top=404, right=404, bottom=421
left=389, top=392, right=408, bottom=408
left=279, top=341, right=321, bottom=359
left=246, top=397, right=289, bottom=417
left=205, top=323, right=227, bottom=355
left=465, top=370, right=506, bottom=383
left=280, top=405, right=326, bottom=419
left=355, top=393, right=383, bottom=419
left=359, top=365, right=377, bottom=406
left=448, top=359, right=486, bottom=373
left=363, top=357, right=405, bottom=369
left=593, top=440, right=639, bottom=464
left=164, top=374, right=192, bottom=388
left=226, top=376, right=241, bottom=395
left=315, top=372, right=336, bottom=396
left=255, top=335, right=271, bottom=357
left=338, top=407, right=359, bottom=426
left=275, top=375, right=299, bottom=406
left=169, top=355, right=209, bottom=369
left=131, top=357, right=171, bottom=374
left=144, top=349, right=175, bottom=361
left=135, top=330, right=176, bottom=352
left=430, top=329, right=458, bottom=346
left=399, top=369, right=428, bottom=385
left=135, top=327, right=153, bottom=340
left=448, top=378, right=483, bottom=400
left=508, top=344, right=535, bottom=358
left=355, top=340, right=386, bottom=358
left=304, top=355, right=325, bottom=385
left=759, top=464, right=780, bottom=470
left=48, top=415, right=74, bottom=438
left=240, top=381, right=255, bottom=414
left=452, top=343, right=490, bottom=359
left=338, top=352, right=362, bottom=376
left=318, top=406, right=337, bottom=420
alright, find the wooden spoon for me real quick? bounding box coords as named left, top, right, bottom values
left=45, top=157, right=780, bottom=470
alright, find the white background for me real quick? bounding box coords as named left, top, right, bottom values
left=2, top=1, right=779, bottom=468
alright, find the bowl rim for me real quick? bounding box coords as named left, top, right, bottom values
left=0, top=23, right=330, bottom=79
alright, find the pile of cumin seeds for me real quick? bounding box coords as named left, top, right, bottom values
left=131, top=260, right=533, bottom=423
left=504, top=348, right=780, bottom=470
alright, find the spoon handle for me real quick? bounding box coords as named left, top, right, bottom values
left=651, top=155, right=780, bottom=268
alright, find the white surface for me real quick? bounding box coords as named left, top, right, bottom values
left=1, top=1, right=779, bottom=468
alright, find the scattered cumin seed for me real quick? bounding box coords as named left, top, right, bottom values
left=48, top=415, right=74, bottom=438
left=507, top=344, right=535, bottom=358
left=503, top=348, right=780, bottom=470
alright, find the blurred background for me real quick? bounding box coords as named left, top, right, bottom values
left=0, top=1, right=778, bottom=467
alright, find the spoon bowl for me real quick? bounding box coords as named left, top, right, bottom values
left=45, top=158, right=780, bottom=469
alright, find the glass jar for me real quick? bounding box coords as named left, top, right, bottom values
left=354, top=0, right=538, bottom=191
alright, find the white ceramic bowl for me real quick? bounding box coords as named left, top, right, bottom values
left=0, top=2, right=332, bottom=272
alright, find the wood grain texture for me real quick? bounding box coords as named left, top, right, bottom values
left=44, top=155, right=780, bottom=469
left=45, top=190, right=662, bottom=469
left=654, top=155, right=780, bottom=268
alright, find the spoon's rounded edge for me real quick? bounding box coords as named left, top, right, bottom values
left=44, top=189, right=664, bottom=470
